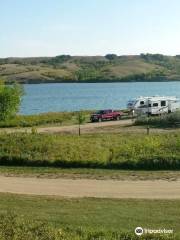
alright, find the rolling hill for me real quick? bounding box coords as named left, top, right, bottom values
left=1, top=54, right=180, bottom=83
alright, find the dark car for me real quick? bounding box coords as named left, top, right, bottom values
left=90, top=109, right=123, bottom=122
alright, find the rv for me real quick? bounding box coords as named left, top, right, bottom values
left=127, top=96, right=180, bottom=115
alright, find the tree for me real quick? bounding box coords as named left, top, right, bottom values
left=76, top=111, right=86, bottom=136
left=0, top=80, right=24, bottom=121
left=105, top=54, right=118, bottom=61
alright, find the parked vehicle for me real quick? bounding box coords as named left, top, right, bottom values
left=127, top=96, right=180, bottom=115
left=90, top=109, right=123, bottom=122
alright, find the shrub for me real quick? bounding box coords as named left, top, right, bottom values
left=0, top=81, right=23, bottom=121
left=135, top=111, right=180, bottom=128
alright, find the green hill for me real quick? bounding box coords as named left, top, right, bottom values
left=1, top=53, right=180, bottom=83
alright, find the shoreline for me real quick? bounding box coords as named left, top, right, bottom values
left=8, top=79, right=179, bottom=84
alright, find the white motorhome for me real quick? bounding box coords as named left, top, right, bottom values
left=127, top=96, right=180, bottom=115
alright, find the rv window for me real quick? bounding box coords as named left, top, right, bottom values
left=140, top=101, right=144, bottom=105
left=153, top=103, right=158, bottom=107
left=161, top=101, right=166, bottom=106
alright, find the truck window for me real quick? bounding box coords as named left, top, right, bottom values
left=161, top=101, right=166, bottom=106
left=153, top=103, right=158, bottom=107
left=140, top=101, right=144, bottom=105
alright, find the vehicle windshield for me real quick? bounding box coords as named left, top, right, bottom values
left=127, top=100, right=137, bottom=107
left=95, top=110, right=105, bottom=114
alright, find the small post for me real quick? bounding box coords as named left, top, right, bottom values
left=147, top=125, right=150, bottom=135
left=131, top=109, right=134, bottom=123
left=147, top=98, right=150, bottom=135
left=78, top=122, right=81, bottom=136
left=77, top=111, right=86, bottom=136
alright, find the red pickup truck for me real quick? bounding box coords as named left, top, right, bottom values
left=90, top=109, right=124, bottom=122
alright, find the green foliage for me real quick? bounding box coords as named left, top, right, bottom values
left=76, top=111, right=86, bottom=136
left=77, top=111, right=86, bottom=125
left=140, top=53, right=167, bottom=62
left=105, top=54, right=118, bottom=61
left=75, top=68, right=101, bottom=81
left=140, top=54, right=178, bottom=71
left=0, top=213, right=176, bottom=240
left=48, top=55, right=72, bottom=65
left=136, top=111, right=180, bottom=128
left=0, top=112, right=77, bottom=127
left=0, top=81, right=23, bottom=121
left=0, top=132, right=180, bottom=170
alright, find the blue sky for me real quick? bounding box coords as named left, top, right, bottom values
left=1, top=0, right=180, bottom=57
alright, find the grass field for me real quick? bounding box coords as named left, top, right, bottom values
left=0, top=193, right=179, bottom=239
left=0, top=132, right=180, bottom=170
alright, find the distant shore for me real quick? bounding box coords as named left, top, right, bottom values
left=2, top=54, right=180, bottom=84
left=7, top=78, right=178, bottom=84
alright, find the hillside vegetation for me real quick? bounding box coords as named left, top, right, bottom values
left=1, top=54, right=180, bottom=83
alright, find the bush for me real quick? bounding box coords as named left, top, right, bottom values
left=135, top=111, right=180, bottom=128
left=0, top=82, right=23, bottom=121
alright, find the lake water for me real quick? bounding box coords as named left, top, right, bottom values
left=20, top=82, right=180, bottom=115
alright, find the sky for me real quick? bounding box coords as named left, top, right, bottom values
left=1, top=0, right=180, bottom=57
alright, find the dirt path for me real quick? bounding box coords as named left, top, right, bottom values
left=1, top=119, right=176, bottom=134
left=0, top=119, right=133, bottom=134
left=38, top=119, right=133, bottom=134
left=0, top=176, right=180, bottom=199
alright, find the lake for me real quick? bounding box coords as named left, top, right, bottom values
left=20, top=82, right=180, bottom=115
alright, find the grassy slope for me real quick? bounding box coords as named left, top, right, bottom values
left=1, top=54, right=180, bottom=83
left=0, top=193, right=179, bottom=235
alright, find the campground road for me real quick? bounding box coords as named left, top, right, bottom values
left=0, top=119, right=133, bottom=134
left=0, top=176, right=180, bottom=199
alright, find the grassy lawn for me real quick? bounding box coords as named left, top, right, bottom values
left=0, top=193, right=179, bottom=236
left=0, top=166, right=179, bottom=181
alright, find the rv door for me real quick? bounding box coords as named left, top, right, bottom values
left=151, top=102, right=159, bottom=115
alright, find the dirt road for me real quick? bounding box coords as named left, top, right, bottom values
left=1, top=119, right=177, bottom=134
left=0, top=176, right=180, bottom=199
left=0, top=119, right=133, bottom=134
left=37, top=119, right=134, bottom=134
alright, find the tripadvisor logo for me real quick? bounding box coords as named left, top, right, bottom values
left=135, top=227, right=174, bottom=236
left=135, top=227, right=143, bottom=236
